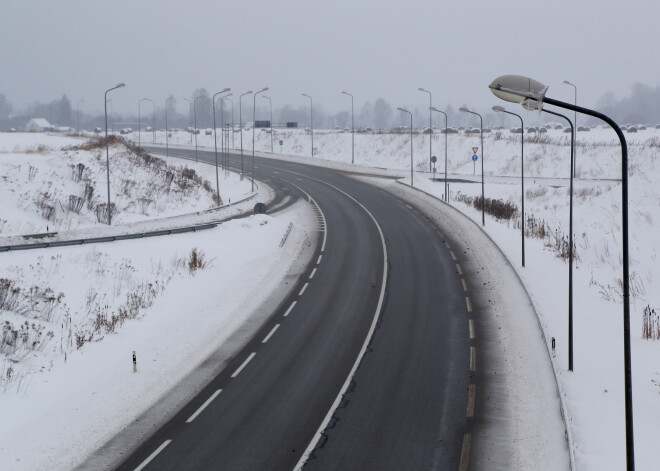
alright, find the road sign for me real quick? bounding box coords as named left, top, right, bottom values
left=472, top=154, right=478, bottom=162
left=431, top=156, right=437, bottom=163
left=472, top=147, right=478, bottom=154
left=279, top=140, right=283, bottom=146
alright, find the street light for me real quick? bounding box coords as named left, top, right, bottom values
left=183, top=97, right=192, bottom=144
left=228, top=96, right=235, bottom=149
left=489, top=74, right=634, bottom=470
left=262, top=95, right=273, bottom=153
left=239, top=91, right=253, bottom=176
left=429, top=106, right=449, bottom=202
left=106, top=99, right=114, bottom=135
left=459, top=106, right=485, bottom=226
left=76, top=99, right=84, bottom=135
left=193, top=95, right=203, bottom=162
left=419, top=87, right=433, bottom=172
left=138, top=98, right=154, bottom=148
left=165, top=96, right=174, bottom=156
left=104, top=82, right=125, bottom=225
left=342, top=91, right=355, bottom=164
left=302, top=93, right=313, bottom=157
left=223, top=95, right=233, bottom=173
left=253, top=87, right=269, bottom=192
left=397, top=107, right=414, bottom=186
left=492, top=105, right=525, bottom=267
left=564, top=80, right=578, bottom=175
left=213, top=88, right=231, bottom=206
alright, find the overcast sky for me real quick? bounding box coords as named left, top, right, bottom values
left=3, top=0, right=659, bottom=116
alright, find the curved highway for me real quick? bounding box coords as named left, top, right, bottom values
left=112, top=146, right=472, bottom=470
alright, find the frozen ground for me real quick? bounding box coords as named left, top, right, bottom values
left=155, top=124, right=659, bottom=469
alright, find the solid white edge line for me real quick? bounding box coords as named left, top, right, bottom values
left=299, top=283, right=309, bottom=296
left=134, top=439, right=172, bottom=471
left=231, top=352, right=256, bottom=378
left=186, top=389, right=222, bottom=423
left=292, top=179, right=389, bottom=471
left=469, top=319, right=475, bottom=339
left=309, top=268, right=317, bottom=279
left=287, top=181, right=328, bottom=253
left=262, top=324, right=280, bottom=343
left=283, top=301, right=297, bottom=317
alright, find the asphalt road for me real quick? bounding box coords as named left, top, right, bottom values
left=114, top=146, right=471, bottom=471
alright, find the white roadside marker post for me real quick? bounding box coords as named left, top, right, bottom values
left=133, top=351, right=137, bottom=373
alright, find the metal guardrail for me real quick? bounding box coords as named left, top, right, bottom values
left=0, top=223, right=218, bottom=252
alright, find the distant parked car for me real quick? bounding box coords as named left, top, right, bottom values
left=577, top=126, right=590, bottom=132
left=465, top=128, right=480, bottom=134
left=510, top=127, right=523, bottom=134
left=539, top=127, right=547, bottom=133
left=563, top=127, right=572, bottom=133
left=422, top=127, right=432, bottom=134
left=627, top=126, right=638, bottom=133
left=205, top=128, right=212, bottom=135
left=9, top=128, right=16, bottom=132
left=527, top=126, right=537, bottom=133
left=94, top=127, right=102, bottom=133
left=442, top=127, right=459, bottom=134
left=145, top=126, right=153, bottom=132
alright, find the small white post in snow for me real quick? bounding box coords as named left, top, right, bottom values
left=133, top=350, right=137, bottom=373
left=551, top=337, right=556, bottom=358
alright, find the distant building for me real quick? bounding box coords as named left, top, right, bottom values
left=26, top=118, right=54, bottom=132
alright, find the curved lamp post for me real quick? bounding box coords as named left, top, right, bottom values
left=239, top=91, right=253, bottom=176
left=138, top=98, right=154, bottom=148
left=302, top=93, right=313, bottom=157
left=397, top=107, right=414, bottom=186
left=262, top=95, right=273, bottom=153
left=183, top=97, right=192, bottom=144
left=489, top=74, right=634, bottom=470
left=564, top=80, right=578, bottom=175
left=419, top=87, right=432, bottom=172
left=223, top=95, right=233, bottom=173
left=165, top=96, right=175, bottom=156
left=212, top=88, right=231, bottom=206
left=252, top=88, right=269, bottom=191
left=342, top=91, right=355, bottom=164
left=104, top=82, right=125, bottom=225
left=76, top=99, right=85, bottom=134
left=492, top=105, right=525, bottom=267
left=429, top=106, right=448, bottom=201
left=459, top=106, right=485, bottom=226
left=193, top=95, right=203, bottom=162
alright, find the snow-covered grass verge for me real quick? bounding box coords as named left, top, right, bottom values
left=0, top=207, right=312, bottom=471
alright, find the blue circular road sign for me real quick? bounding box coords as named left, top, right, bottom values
left=472, top=154, right=478, bottom=161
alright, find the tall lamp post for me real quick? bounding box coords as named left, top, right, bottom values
left=489, top=74, right=634, bottom=470
left=492, top=105, right=525, bottom=267
left=76, top=99, right=84, bottom=134
left=419, top=87, right=433, bottom=172
left=193, top=95, right=203, bottom=162
left=459, top=107, right=485, bottom=226
left=302, top=93, right=313, bottom=157
left=429, top=106, right=448, bottom=201
left=138, top=98, right=153, bottom=148
left=252, top=87, right=269, bottom=191
left=104, top=82, right=125, bottom=225
left=106, top=99, right=114, bottom=135
left=342, top=91, right=355, bottom=164
left=262, top=95, right=273, bottom=153
left=397, top=107, right=414, bottom=186
left=183, top=97, right=192, bottom=144
left=228, top=96, right=235, bottom=149
left=212, top=88, right=231, bottom=206
left=223, top=95, right=233, bottom=173
left=563, top=80, right=578, bottom=175
left=165, top=96, right=174, bottom=156
left=239, top=91, right=253, bottom=176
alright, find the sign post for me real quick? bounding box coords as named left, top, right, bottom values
left=472, top=154, right=478, bottom=175
left=431, top=156, right=437, bottom=180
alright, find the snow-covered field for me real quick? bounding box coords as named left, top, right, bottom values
left=159, top=124, right=659, bottom=469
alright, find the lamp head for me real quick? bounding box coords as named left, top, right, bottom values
left=459, top=106, right=469, bottom=113
left=260, top=87, right=269, bottom=92
left=563, top=80, right=572, bottom=85
left=429, top=106, right=438, bottom=111
left=418, top=87, right=427, bottom=92
left=489, top=74, right=547, bottom=104
left=492, top=105, right=505, bottom=113
left=397, top=107, right=407, bottom=112
left=116, top=83, right=125, bottom=88
left=521, top=99, right=542, bottom=112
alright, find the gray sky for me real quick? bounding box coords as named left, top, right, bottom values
left=3, top=0, right=659, bottom=116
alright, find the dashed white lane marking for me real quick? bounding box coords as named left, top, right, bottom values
left=283, top=301, right=297, bottom=317
left=462, top=279, right=468, bottom=292
left=262, top=324, right=280, bottom=343
left=469, top=319, right=475, bottom=339
left=456, top=264, right=463, bottom=275
left=231, top=352, right=256, bottom=378
left=466, top=296, right=473, bottom=313
left=445, top=241, right=451, bottom=249
left=467, top=384, right=476, bottom=417
left=405, top=204, right=413, bottom=210
left=134, top=439, right=172, bottom=471
left=186, top=390, right=222, bottom=423
left=309, top=268, right=317, bottom=279
left=317, top=254, right=323, bottom=264
left=299, top=283, right=309, bottom=296
left=450, top=250, right=457, bottom=261
left=470, top=347, right=476, bottom=372
left=459, top=434, right=471, bottom=471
